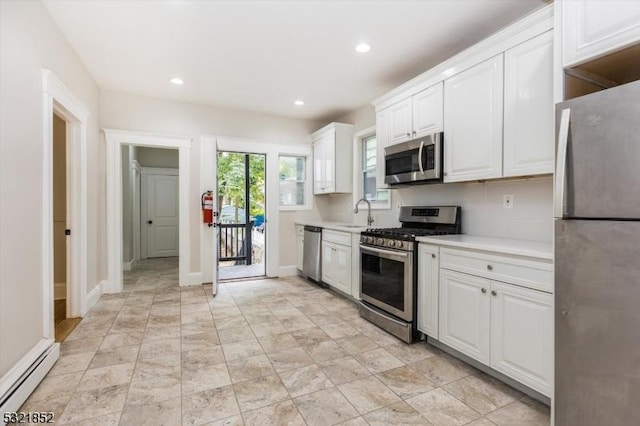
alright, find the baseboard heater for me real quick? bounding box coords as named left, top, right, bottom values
left=0, top=341, right=59, bottom=424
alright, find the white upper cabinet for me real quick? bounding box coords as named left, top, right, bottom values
left=388, top=98, right=413, bottom=145
left=562, top=0, right=640, bottom=67
left=387, top=83, right=444, bottom=147
left=412, top=83, right=444, bottom=138
left=444, top=55, right=504, bottom=183
left=312, top=123, right=354, bottom=194
left=503, top=31, right=554, bottom=177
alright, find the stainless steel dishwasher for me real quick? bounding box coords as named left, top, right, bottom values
left=302, top=226, right=322, bottom=282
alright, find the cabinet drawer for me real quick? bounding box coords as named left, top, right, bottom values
left=322, top=229, right=351, bottom=246
left=296, top=225, right=305, bottom=236
left=440, top=248, right=552, bottom=293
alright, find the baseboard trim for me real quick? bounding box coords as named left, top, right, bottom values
left=86, top=281, right=104, bottom=310
left=186, top=272, right=203, bottom=286
left=278, top=265, right=298, bottom=277
left=53, top=282, right=66, bottom=301
left=0, top=339, right=58, bottom=415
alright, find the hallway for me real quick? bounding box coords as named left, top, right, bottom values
left=20, top=260, right=549, bottom=425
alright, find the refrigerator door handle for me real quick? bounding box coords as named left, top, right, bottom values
left=555, top=108, right=571, bottom=219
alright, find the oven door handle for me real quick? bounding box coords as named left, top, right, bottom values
left=360, top=245, right=408, bottom=259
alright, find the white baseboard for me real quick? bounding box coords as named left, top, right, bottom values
left=86, top=281, right=104, bottom=311
left=53, top=282, right=66, bottom=301
left=278, top=265, right=299, bottom=277
left=0, top=339, right=58, bottom=416
left=187, top=272, right=203, bottom=286
left=122, top=260, right=134, bottom=272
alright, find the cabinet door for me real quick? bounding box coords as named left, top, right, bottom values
left=375, top=108, right=390, bottom=189
left=562, top=0, right=640, bottom=67
left=412, top=82, right=444, bottom=137
left=503, top=31, right=554, bottom=177
left=490, top=281, right=553, bottom=396
left=439, top=269, right=491, bottom=364
left=313, top=139, right=325, bottom=194
left=417, top=244, right=439, bottom=338
left=332, top=244, right=352, bottom=295
left=321, top=241, right=334, bottom=285
left=324, top=132, right=335, bottom=192
left=444, top=55, right=504, bottom=182
left=296, top=235, right=304, bottom=271
left=388, top=98, right=413, bottom=145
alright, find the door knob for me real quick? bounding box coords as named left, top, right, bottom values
left=148, top=220, right=153, bottom=224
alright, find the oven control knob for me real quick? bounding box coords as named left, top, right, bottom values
left=388, top=240, right=396, bottom=247
left=367, top=237, right=373, bottom=244
left=377, top=238, right=384, bottom=245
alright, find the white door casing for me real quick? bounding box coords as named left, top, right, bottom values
left=41, top=70, right=89, bottom=339
left=200, top=136, right=218, bottom=293
left=141, top=169, right=179, bottom=258
left=105, top=129, right=191, bottom=291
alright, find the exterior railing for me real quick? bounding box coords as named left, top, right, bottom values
left=218, top=221, right=254, bottom=264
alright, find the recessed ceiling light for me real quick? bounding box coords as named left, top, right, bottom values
left=294, top=100, right=305, bottom=106
left=170, top=77, right=184, bottom=85
left=355, top=43, right=371, bottom=53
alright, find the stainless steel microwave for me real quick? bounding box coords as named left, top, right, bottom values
left=384, top=132, right=443, bottom=185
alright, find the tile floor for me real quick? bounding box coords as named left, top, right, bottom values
left=21, top=258, right=550, bottom=425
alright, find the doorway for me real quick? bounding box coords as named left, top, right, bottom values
left=52, top=113, right=81, bottom=342
left=217, top=151, right=266, bottom=280
left=122, top=145, right=180, bottom=291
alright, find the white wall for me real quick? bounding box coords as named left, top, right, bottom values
left=137, top=146, right=179, bottom=168
left=100, top=90, right=329, bottom=275
left=327, top=105, right=554, bottom=242
left=0, top=1, right=102, bottom=377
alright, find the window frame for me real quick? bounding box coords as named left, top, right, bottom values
left=278, top=153, right=312, bottom=211
left=353, top=126, right=391, bottom=210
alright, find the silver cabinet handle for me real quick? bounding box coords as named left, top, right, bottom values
left=481, top=288, right=487, bottom=293
left=555, top=108, right=571, bottom=219
left=418, top=140, right=425, bottom=174
left=491, top=290, right=497, bottom=296
left=487, top=265, right=493, bottom=271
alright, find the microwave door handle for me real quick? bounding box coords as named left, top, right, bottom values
left=418, top=140, right=425, bottom=174
left=554, top=108, right=571, bottom=219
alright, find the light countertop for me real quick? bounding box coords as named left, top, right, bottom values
left=294, top=221, right=372, bottom=234
left=416, top=234, right=553, bottom=260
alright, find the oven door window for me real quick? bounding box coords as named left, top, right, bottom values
left=361, top=251, right=406, bottom=312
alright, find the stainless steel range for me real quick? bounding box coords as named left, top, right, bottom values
left=359, top=206, right=461, bottom=343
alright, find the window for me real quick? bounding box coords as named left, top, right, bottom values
left=279, top=155, right=307, bottom=208
left=361, top=134, right=390, bottom=207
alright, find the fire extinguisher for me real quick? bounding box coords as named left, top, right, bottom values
left=201, top=191, right=214, bottom=227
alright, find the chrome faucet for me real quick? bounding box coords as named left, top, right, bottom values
left=354, top=198, right=374, bottom=226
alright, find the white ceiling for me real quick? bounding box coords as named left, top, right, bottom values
left=43, top=0, right=548, bottom=122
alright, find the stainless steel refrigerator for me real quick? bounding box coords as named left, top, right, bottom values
left=555, top=80, right=640, bottom=425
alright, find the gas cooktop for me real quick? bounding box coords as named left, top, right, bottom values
left=360, top=206, right=461, bottom=250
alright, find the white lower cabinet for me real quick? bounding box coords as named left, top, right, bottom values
left=439, top=269, right=491, bottom=364
left=422, top=244, right=553, bottom=397
left=490, top=281, right=553, bottom=396
left=417, top=243, right=440, bottom=338
left=321, top=230, right=353, bottom=296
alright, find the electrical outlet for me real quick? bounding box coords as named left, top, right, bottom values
left=503, top=194, right=514, bottom=209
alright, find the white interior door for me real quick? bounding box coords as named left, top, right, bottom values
left=146, top=173, right=179, bottom=258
